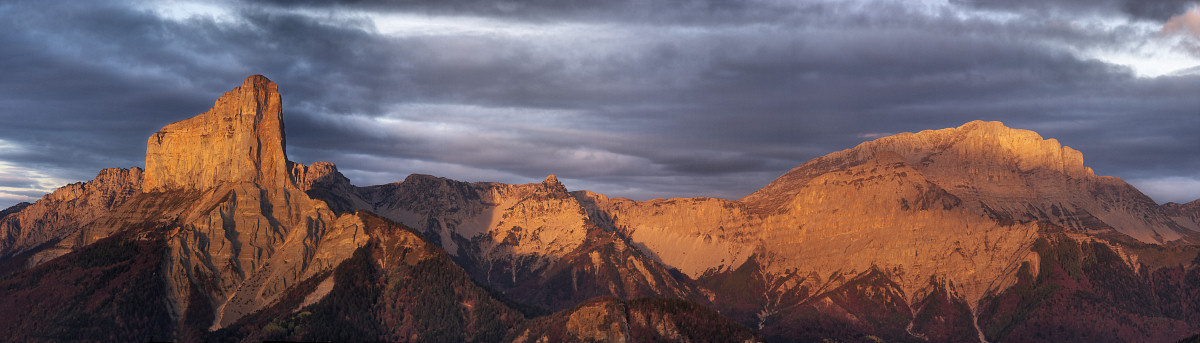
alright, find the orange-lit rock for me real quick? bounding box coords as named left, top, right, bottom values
left=10, top=76, right=369, bottom=329
left=143, top=75, right=290, bottom=192
left=573, top=191, right=756, bottom=278
left=576, top=121, right=1194, bottom=335
left=0, top=167, right=142, bottom=263
left=345, top=173, right=705, bottom=310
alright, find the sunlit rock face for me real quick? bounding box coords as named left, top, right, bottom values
left=3, top=75, right=369, bottom=330
left=325, top=173, right=706, bottom=311
left=573, top=121, right=1199, bottom=339
left=746, top=120, right=1187, bottom=244
left=134, top=76, right=366, bottom=328
left=572, top=191, right=757, bottom=279
left=0, top=167, right=142, bottom=262
left=144, top=75, right=290, bottom=192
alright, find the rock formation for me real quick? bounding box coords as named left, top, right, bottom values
left=566, top=121, right=1200, bottom=339
left=0, top=167, right=142, bottom=263
left=313, top=172, right=707, bottom=311
left=143, top=75, right=289, bottom=192
left=1, top=75, right=369, bottom=330
left=1164, top=199, right=1200, bottom=231
left=572, top=191, right=756, bottom=278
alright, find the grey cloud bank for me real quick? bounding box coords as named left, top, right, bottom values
left=0, top=0, right=1198, bottom=209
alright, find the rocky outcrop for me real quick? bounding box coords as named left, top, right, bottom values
left=3, top=76, right=370, bottom=330
left=573, top=191, right=756, bottom=278
left=0, top=167, right=142, bottom=262
left=363, top=173, right=591, bottom=269
left=509, top=297, right=762, bottom=343
left=744, top=120, right=1186, bottom=243
left=754, top=149, right=1041, bottom=302
left=290, top=161, right=371, bottom=213
left=566, top=121, right=1196, bottom=341
left=0, top=202, right=30, bottom=220
left=301, top=172, right=709, bottom=311
left=1163, top=199, right=1200, bottom=231
left=143, top=75, right=290, bottom=192
left=136, top=77, right=367, bottom=328
left=215, top=212, right=524, bottom=342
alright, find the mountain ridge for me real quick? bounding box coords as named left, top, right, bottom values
left=2, top=75, right=1199, bottom=342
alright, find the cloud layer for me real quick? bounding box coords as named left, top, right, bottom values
left=0, top=0, right=1198, bottom=208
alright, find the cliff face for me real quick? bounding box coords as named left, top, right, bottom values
left=569, top=121, right=1200, bottom=341
left=315, top=173, right=706, bottom=311
left=745, top=121, right=1186, bottom=243
left=143, top=75, right=289, bottom=192
left=214, top=212, right=525, bottom=342
left=0, top=167, right=142, bottom=263
left=572, top=191, right=756, bottom=278
left=134, top=76, right=366, bottom=328
left=1, top=76, right=369, bottom=330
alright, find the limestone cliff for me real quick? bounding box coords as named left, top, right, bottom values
left=3, top=76, right=369, bottom=330
left=745, top=120, right=1187, bottom=243
left=135, top=76, right=366, bottom=328
left=570, top=121, right=1195, bottom=340
left=0, top=167, right=142, bottom=263
left=572, top=191, right=756, bottom=278
left=305, top=172, right=707, bottom=311
left=144, top=75, right=290, bottom=192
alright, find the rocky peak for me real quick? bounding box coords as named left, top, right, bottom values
left=541, top=174, right=567, bottom=193
left=0, top=203, right=31, bottom=221
left=291, top=161, right=346, bottom=191
left=855, top=120, right=1090, bottom=178
left=743, top=120, right=1092, bottom=210
left=1164, top=198, right=1200, bottom=231
left=0, top=167, right=144, bottom=260
left=143, top=75, right=289, bottom=192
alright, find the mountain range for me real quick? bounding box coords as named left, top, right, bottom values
left=2, top=75, right=1198, bottom=342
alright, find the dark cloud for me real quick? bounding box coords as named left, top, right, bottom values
left=0, top=0, right=1198, bottom=210
left=1124, top=0, right=1200, bottom=19
left=959, top=0, right=1198, bottom=20
left=244, top=0, right=805, bottom=25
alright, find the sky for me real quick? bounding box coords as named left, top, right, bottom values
left=1, top=0, right=1199, bottom=210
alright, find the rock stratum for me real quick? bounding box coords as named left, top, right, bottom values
left=1, top=75, right=1199, bottom=342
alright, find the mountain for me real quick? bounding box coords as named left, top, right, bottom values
left=2, top=75, right=1199, bottom=342
left=577, top=121, right=1200, bottom=341
left=0, top=76, right=376, bottom=338
left=310, top=171, right=708, bottom=312
left=212, top=212, right=525, bottom=342
left=1165, top=199, right=1200, bottom=231
left=0, top=167, right=142, bottom=266
left=0, top=75, right=750, bottom=342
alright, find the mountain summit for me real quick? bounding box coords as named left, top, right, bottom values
left=144, top=75, right=289, bottom=192
left=744, top=120, right=1186, bottom=243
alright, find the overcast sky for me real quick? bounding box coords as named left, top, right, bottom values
left=1, top=0, right=1199, bottom=209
